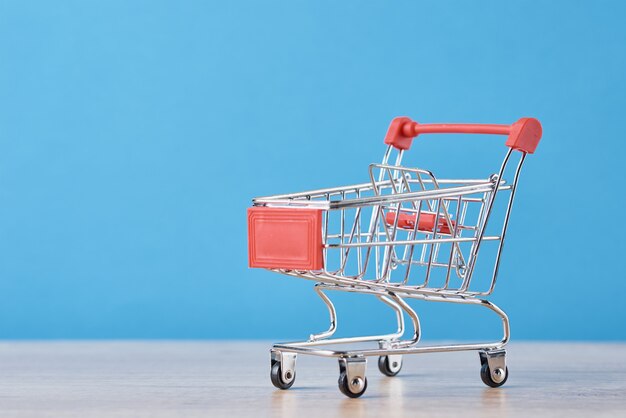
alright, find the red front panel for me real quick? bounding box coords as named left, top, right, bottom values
left=248, top=207, right=323, bottom=270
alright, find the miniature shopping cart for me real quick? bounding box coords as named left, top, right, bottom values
left=248, top=116, right=542, bottom=398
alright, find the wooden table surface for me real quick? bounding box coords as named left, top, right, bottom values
left=0, top=341, right=624, bottom=417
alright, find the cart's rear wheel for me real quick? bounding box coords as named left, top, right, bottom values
left=377, top=355, right=402, bottom=377
left=480, top=363, right=508, bottom=388
left=338, top=371, right=367, bottom=398
left=270, top=361, right=295, bottom=390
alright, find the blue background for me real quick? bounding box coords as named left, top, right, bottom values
left=1, top=0, right=624, bottom=340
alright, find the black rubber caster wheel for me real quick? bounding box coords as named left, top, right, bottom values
left=377, top=355, right=402, bottom=377
left=480, top=363, right=508, bottom=388
left=270, top=361, right=295, bottom=390
left=338, top=371, right=368, bottom=398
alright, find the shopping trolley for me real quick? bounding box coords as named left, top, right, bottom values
left=248, top=116, right=542, bottom=398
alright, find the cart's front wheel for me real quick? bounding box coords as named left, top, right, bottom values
left=338, top=371, right=367, bottom=398
left=480, top=363, right=508, bottom=388
left=270, top=361, right=295, bottom=390
left=377, top=355, right=402, bottom=377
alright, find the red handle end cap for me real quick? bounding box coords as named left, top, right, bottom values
left=384, top=117, right=418, bottom=150
left=506, top=118, right=543, bottom=154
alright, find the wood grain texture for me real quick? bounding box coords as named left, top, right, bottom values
left=0, top=342, right=625, bottom=417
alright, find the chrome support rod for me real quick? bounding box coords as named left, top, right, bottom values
left=274, top=296, right=509, bottom=358
left=308, top=284, right=338, bottom=341
left=297, top=284, right=406, bottom=347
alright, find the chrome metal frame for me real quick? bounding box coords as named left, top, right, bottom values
left=255, top=143, right=528, bottom=393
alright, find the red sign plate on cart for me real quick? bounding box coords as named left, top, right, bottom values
left=248, top=207, right=323, bottom=270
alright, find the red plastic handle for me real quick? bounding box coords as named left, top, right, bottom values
left=384, top=117, right=542, bottom=154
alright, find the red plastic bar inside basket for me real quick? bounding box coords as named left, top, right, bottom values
left=248, top=207, right=323, bottom=270
left=385, top=212, right=455, bottom=235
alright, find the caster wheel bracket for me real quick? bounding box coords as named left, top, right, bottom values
left=271, top=350, right=297, bottom=386
left=479, top=349, right=507, bottom=385
left=385, top=355, right=402, bottom=374
left=338, top=357, right=367, bottom=397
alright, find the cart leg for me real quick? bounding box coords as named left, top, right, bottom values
left=338, top=357, right=368, bottom=398
left=307, top=284, right=406, bottom=345
left=375, top=294, right=421, bottom=377
left=270, top=350, right=297, bottom=390
left=308, top=284, right=337, bottom=341
left=478, top=349, right=508, bottom=388
left=375, top=294, right=405, bottom=342
left=388, top=293, right=421, bottom=348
